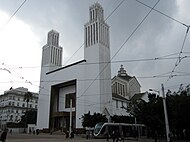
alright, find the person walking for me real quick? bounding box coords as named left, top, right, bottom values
left=106, top=131, right=110, bottom=141
left=111, top=130, right=116, bottom=142
left=86, top=130, right=90, bottom=139
left=0, top=129, right=8, bottom=142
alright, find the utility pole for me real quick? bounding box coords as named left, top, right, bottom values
left=161, top=84, right=170, bottom=142
left=69, top=99, right=72, bottom=138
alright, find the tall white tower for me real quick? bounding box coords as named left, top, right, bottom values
left=37, top=30, right=63, bottom=129
left=41, top=30, right=62, bottom=71
left=84, top=2, right=112, bottom=116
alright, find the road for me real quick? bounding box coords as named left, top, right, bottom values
left=6, top=133, right=154, bottom=142
left=5, top=133, right=188, bottom=142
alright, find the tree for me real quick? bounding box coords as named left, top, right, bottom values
left=111, top=115, right=134, bottom=123
left=166, top=90, right=190, bottom=138
left=23, top=91, right=33, bottom=132
left=132, top=94, right=165, bottom=138
left=20, top=110, right=37, bottom=125
left=133, top=89, right=190, bottom=140
left=7, top=110, right=37, bottom=128
left=24, top=91, right=33, bottom=109
left=82, top=111, right=108, bottom=128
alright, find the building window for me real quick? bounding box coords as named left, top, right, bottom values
left=116, top=83, right=118, bottom=94
left=30, top=104, right=32, bottom=108
left=17, top=103, right=19, bottom=107
left=122, top=85, right=125, bottom=97
left=35, top=105, right=37, bottom=109
left=12, top=102, right=14, bottom=106
left=65, top=93, right=76, bottom=108
left=15, top=116, right=18, bottom=121
left=116, top=100, right=118, bottom=108
left=9, top=115, right=13, bottom=121
left=18, top=97, right=20, bottom=101
left=9, top=102, right=11, bottom=106
left=22, top=103, right=25, bottom=107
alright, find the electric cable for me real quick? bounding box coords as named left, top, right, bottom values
left=135, top=0, right=189, bottom=27
left=0, top=0, right=27, bottom=32
left=77, top=0, right=161, bottom=99
left=4, top=54, right=190, bottom=69
left=167, top=26, right=189, bottom=81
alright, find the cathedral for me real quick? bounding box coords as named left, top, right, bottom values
left=37, top=3, right=113, bottom=131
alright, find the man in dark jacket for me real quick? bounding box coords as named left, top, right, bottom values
left=0, top=129, right=8, bottom=142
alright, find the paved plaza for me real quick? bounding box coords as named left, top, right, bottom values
left=5, top=133, right=188, bottom=142
left=5, top=133, right=156, bottom=142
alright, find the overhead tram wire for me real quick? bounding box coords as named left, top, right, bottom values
left=5, top=55, right=190, bottom=69
left=111, top=0, right=160, bottom=61
left=63, top=0, right=126, bottom=66
left=1, top=54, right=189, bottom=92
left=77, top=0, right=161, bottom=99
left=3, top=54, right=189, bottom=96
left=167, top=26, right=190, bottom=81
left=1, top=72, right=190, bottom=84
left=2, top=62, right=47, bottom=93
left=2, top=74, right=190, bottom=99
left=0, top=0, right=27, bottom=33
left=175, top=71, right=190, bottom=75
left=135, top=0, right=189, bottom=28
left=164, top=83, right=190, bottom=91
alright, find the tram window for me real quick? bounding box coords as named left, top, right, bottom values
left=100, top=126, right=106, bottom=135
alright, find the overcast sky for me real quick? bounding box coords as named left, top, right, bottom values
left=0, top=0, right=190, bottom=94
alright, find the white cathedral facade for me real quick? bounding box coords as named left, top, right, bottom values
left=37, top=3, right=113, bottom=131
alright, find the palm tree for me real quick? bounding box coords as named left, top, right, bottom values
left=23, top=91, right=33, bottom=132
left=24, top=91, right=33, bottom=109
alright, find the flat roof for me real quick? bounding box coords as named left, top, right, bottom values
left=46, top=59, right=86, bottom=75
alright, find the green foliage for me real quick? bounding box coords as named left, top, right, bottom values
left=111, top=115, right=134, bottom=123
left=20, top=110, right=37, bottom=125
left=133, top=89, right=190, bottom=139
left=135, top=95, right=164, bottom=129
left=166, top=90, right=190, bottom=130
left=82, top=111, right=108, bottom=128
left=148, top=93, right=157, bottom=102
left=7, top=122, right=24, bottom=128
left=24, top=92, right=33, bottom=103
left=24, top=92, right=33, bottom=111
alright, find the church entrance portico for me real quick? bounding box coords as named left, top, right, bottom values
left=50, top=111, right=75, bottom=132
left=49, top=80, right=76, bottom=132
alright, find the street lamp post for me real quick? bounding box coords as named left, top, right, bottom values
left=149, top=85, right=170, bottom=142
left=69, top=99, right=72, bottom=138
left=161, top=84, right=170, bottom=142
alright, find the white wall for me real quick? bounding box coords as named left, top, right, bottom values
left=129, top=78, right=141, bottom=99
left=112, top=98, right=129, bottom=116
left=37, top=60, right=109, bottom=129
left=59, top=85, right=75, bottom=112
left=37, top=44, right=112, bottom=129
